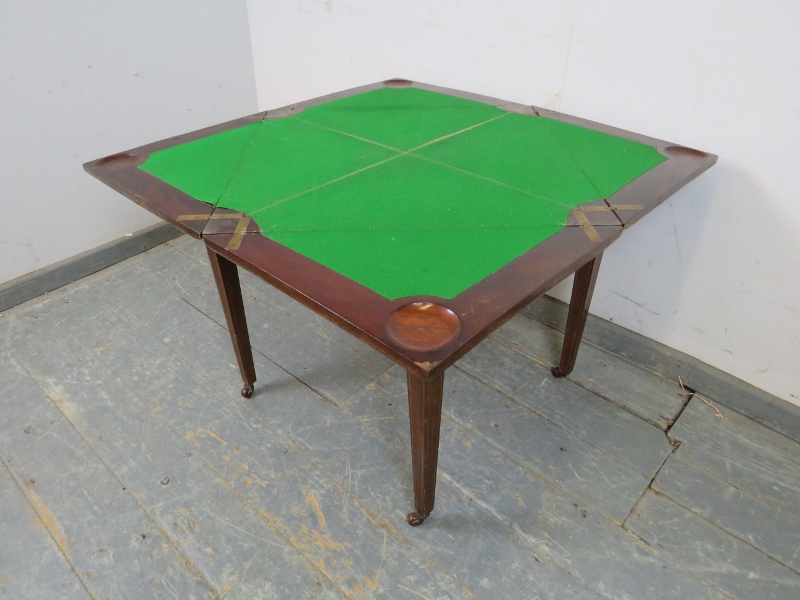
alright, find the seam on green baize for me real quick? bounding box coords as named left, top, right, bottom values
left=414, top=112, right=666, bottom=209
left=140, top=117, right=399, bottom=214
left=408, top=153, right=559, bottom=207
left=139, top=121, right=263, bottom=204
left=215, top=118, right=398, bottom=215
left=250, top=155, right=568, bottom=232
left=538, top=117, right=666, bottom=198
left=249, top=155, right=571, bottom=299
left=296, top=87, right=507, bottom=151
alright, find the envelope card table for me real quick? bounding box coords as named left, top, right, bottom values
left=84, top=79, right=716, bottom=526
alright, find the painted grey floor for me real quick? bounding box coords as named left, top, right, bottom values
left=1, top=235, right=799, bottom=600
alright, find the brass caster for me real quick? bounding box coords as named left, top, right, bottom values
left=241, top=384, right=254, bottom=398
left=406, top=512, right=426, bottom=527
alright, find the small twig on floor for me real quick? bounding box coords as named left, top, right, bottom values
left=698, top=395, right=729, bottom=420
left=678, top=376, right=728, bottom=420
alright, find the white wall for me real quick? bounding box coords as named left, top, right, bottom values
left=0, top=1, right=257, bottom=286
left=246, top=0, right=800, bottom=406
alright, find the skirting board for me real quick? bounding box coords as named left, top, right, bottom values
left=2, top=222, right=797, bottom=444
left=525, top=296, right=800, bottom=444
left=0, top=222, right=182, bottom=313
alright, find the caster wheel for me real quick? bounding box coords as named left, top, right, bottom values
left=241, top=384, right=254, bottom=398
left=406, top=512, right=426, bottom=527
left=551, top=366, right=566, bottom=379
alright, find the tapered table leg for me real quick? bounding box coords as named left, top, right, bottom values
left=206, top=247, right=257, bottom=397
left=552, top=253, right=603, bottom=379
left=406, top=370, right=445, bottom=526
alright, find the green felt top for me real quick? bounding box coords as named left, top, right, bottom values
left=140, top=86, right=666, bottom=300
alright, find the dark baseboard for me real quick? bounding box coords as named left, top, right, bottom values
left=524, top=295, right=800, bottom=444
left=0, top=222, right=181, bottom=313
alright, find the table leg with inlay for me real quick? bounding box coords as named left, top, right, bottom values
left=206, top=246, right=257, bottom=398
left=552, top=253, right=603, bottom=379
left=405, top=370, right=446, bottom=526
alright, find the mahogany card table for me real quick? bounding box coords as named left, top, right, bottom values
left=85, top=79, right=716, bottom=526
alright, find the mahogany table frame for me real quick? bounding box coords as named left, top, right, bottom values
left=84, top=79, right=717, bottom=526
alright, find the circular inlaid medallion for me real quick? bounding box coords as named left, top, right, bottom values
left=96, top=152, right=147, bottom=170
left=385, top=303, right=461, bottom=351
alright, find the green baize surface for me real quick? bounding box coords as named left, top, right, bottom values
left=140, top=87, right=666, bottom=300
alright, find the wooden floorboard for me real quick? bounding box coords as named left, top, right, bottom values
left=182, top=280, right=393, bottom=405
left=652, top=455, right=800, bottom=573
left=442, top=365, right=659, bottom=523
left=626, top=492, right=800, bottom=600
left=0, top=353, right=219, bottom=599
left=456, top=338, right=673, bottom=479
left=0, top=449, right=90, bottom=600
left=1, top=235, right=798, bottom=599
left=492, top=314, right=686, bottom=429
left=521, top=295, right=800, bottom=444
left=668, top=399, right=800, bottom=523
